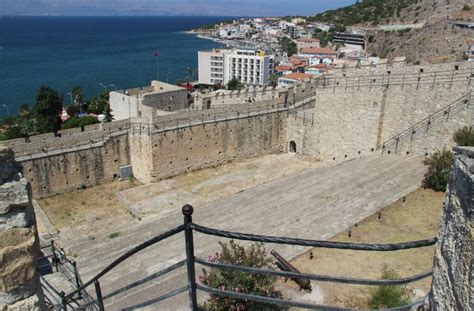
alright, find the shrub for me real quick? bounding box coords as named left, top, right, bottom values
left=66, top=105, right=80, bottom=117
left=63, top=116, right=98, bottom=130
left=453, top=126, right=474, bottom=147
left=368, top=266, right=412, bottom=309
left=423, top=149, right=453, bottom=192
left=200, top=240, right=284, bottom=310
left=462, top=4, right=471, bottom=10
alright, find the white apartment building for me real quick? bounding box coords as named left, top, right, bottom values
left=198, top=48, right=275, bottom=86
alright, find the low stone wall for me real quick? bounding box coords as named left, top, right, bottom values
left=0, top=145, right=45, bottom=310
left=429, top=146, right=474, bottom=310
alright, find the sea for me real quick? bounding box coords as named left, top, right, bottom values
left=0, top=16, right=230, bottom=117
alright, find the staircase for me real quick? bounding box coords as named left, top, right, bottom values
left=379, top=91, right=472, bottom=154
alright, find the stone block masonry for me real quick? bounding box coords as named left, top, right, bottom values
left=429, top=147, right=474, bottom=310
left=290, top=63, right=473, bottom=162
left=3, top=61, right=472, bottom=198
left=0, top=145, right=45, bottom=310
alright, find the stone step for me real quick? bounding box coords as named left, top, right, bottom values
left=65, top=155, right=426, bottom=310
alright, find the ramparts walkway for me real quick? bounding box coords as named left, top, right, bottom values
left=67, top=154, right=426, bottom=310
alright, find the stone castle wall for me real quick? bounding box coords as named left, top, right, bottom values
left=429, top=146, right=474, bottom=310
left=17, top=133, right=131, bottom=198
left=0, top=145, right=45, bottom=310
left=148, top=111, right=287, bottom=182
left=3, top=61, right=472, bottom=198
left=290, top=63, right=473, bottom=162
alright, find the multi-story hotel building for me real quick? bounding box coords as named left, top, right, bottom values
left=198, top=48, right=275, bottom=86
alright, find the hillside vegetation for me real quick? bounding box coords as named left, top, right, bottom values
left=308, top=0, right=473, bottom=64
left=309, top=0, right=472, bottom=25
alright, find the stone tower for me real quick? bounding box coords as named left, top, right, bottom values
left=0, top=145, right=45, bottom=310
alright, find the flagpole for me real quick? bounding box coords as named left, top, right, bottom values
left=154, top=50, right=160, bottom=81
left=156, top=54, right=159, bottom=81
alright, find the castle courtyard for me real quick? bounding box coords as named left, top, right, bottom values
left=36, top=153, right=427, bottom=310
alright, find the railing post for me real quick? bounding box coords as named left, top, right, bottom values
left=183, top=204, right=198, bottom=310
left=51, top=240, right=59, bottom=272
left=94, top=281, right=105, bottom=311
left=72, top=261, right=82, bottom=299
left=60, top=291, right=67, bottom=310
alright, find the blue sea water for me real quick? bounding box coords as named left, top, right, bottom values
left=0, top=16, right=228, bottom=117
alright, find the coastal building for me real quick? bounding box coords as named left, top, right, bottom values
left=109, top=81, right=188, bottom=121
left=275, top=65, right=295, bottom=77
left=300, top=47, right=337, bottom=58
left=198, top=48, right=275, bottom=86
left=291, top=17, right=307, bottom=25
left=278, top=72, right=311, bottom=87
left=296, top=38, right=320, bottom=51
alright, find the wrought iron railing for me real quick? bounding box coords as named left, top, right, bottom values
left=316, top=67, right=473, bottom=91
left=38, top=240, right=97, bottom=310
left=58, top=205, right=437, bottom=310
left=379, top=91, right=472, bottom=153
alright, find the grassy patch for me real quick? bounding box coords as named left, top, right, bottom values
left=291, top=188, right=444, bottom=308
left=108, top=232, right=121, bottom=239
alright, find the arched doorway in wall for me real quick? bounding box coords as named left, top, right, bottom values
left=289, top=141, right=297, bottom=153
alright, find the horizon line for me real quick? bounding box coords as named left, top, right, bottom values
left=0, top=14, right=297, bottom=18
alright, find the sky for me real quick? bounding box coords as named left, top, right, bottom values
left=0, top=0, right=356, bottom=17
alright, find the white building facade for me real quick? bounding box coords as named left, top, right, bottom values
left=198, top=48, right=275, bottom=86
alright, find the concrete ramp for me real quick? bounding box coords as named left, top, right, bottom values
left=70, top=155, right=426, bottom=310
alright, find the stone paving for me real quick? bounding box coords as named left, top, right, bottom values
left=66, top=154, right=426, bottom=310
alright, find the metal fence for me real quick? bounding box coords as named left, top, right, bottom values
left=38, top=241, right=97, bottom=310
left=59, top=205, right=437, bottom=310
left=316, top=67, right=473, bottom=91
left=380, top=91, right=473, bottom=153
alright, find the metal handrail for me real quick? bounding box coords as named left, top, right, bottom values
left=56, top=205, right=438, bottom=310
left=62, top=224, right=185, bottom=301
left=379, top=91, right=472, bottom=151
left=195, top=258, right=432, bottom=286
left=189, top=223, right=437, bottom=251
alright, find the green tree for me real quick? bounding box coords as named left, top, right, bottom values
left=71, top=86, right=83, bottom=104
left=227, top=77, right=244, bottom=91
left=34, top=86, right=63, bottom=134
left=104, top=104, right=113, bottom=122
left=453, top=126, right=474, bottom=147
left=423, top=149, right=453, bottom=192
left=279, top=37, right=298, bottom=57
left=268, top=74, right=279, bottom=87
left=62, top=115, right=98, bottom=130
left=66, top=105, right=80, bottom=117
left=200, top=241, right=284, bottom=310
left=369, top=266, right=412, bottom=309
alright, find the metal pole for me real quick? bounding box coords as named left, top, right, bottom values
left=72, top=261, right=82, bottom=299
left=182, top=204, right=198, bottom=310
left=51, top=240, right=59, bottom=272
left=60, top=291, right=67, bottom=310
left=94, top=281, right=105, bottom=311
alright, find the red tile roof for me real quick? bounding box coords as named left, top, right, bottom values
left=275, top=65, right=293, bottom=72
left=281, top=73, right=312, bottom=81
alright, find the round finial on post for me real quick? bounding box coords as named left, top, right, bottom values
left=182, top=204, right=194, bottom=216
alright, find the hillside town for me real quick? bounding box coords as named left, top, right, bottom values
left=192, top=15, right=473, bottom=88
left=193, top=17, right=364, bottom=87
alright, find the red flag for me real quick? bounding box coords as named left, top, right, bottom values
left=153, top=50, right=159, bottom=57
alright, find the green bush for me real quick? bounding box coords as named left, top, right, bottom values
left=423, top=149, right=453, bottom=192
left=462, top=4, right=471, bottom=10
left=453, top=126, right=474, bottom=147
left=66, top=104, right=80, bottom=117
left=368, top=266, right=412, bottom=309
left=63, top=116, right=98, bottom=130
left=200, top=240, right=284, bottom=310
